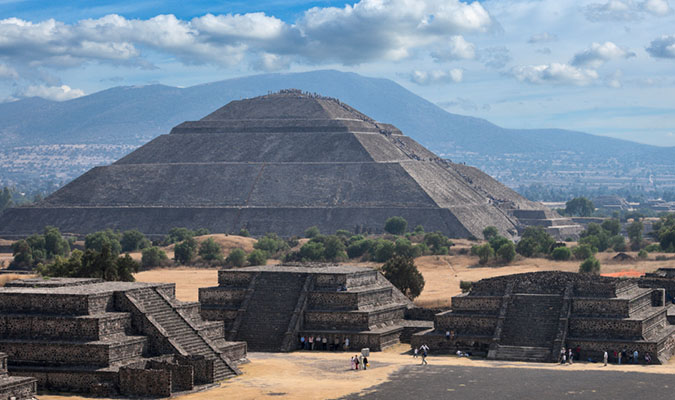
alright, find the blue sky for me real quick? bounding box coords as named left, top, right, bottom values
left=1, top=0, right=674, bottom=146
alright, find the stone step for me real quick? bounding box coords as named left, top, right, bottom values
left=495, top=345, right=551, bottom=362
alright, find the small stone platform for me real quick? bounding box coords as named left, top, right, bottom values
left=0, top=278, right=247, bottom=397
left=199, top=264, right=413, bottom=352
left=0, top=352, right=36, bottom=400
left=412, top=271, right=675, bottom=364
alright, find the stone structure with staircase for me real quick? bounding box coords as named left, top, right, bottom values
left=0, top=277, right=246, bottom=397
left=199, top=264, right=414, bottom=352
left=412, top=271, right=675, bottom=364
left=0, top=352, right=36, bottom=400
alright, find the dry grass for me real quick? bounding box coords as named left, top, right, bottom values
left=0, top=273, right=36, bottom=286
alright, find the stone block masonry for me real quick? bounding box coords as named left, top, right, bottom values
left=0, top=278, right=247, bottom=397
left=412, top=271, right=675, bottom=364
left=200, top=263, right=413, bottom=352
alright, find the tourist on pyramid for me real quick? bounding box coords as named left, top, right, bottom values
left=308, top=336, right=314, bottom=350
left=560, top=347, right=566, bottom=363
left=568, top=348, right=573, bottom=364
left=603, top=351, right=608, bottom=366
left=633, top=350, right=639, bottom=364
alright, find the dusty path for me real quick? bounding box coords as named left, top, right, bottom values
left=38, top=344, right=675, bottom=400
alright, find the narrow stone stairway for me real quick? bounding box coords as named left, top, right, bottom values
left=236, top=272, right=306, bottom=351
left=128, top=288, right=239, bottom=381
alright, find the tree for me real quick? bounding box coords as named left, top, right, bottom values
left=347, top=239, right=374, bottom=259
left=372, top=239, right=396, bottom=262
left=601, top=219, right=621, bottom=236
left=141, top=246, right=168, bottom=268
left=247, top=249, right=267, bottom=266
left=225, top=248, right=247, bottom=267
left=516, top=227, right=555, bottom=257
left=384, top=216, right=408, bottom=235
left=565, top=197, right=595, bottom=217
left=121, top=230, right=151, bottom=252
left=254, top=233, right=289, bottom=257
left=238, top=228, right=250, bottom=237
left=496, top=242, right=516, bottom=263
left=573, top=244, right=596, bottom=260
left=43, top=226, right=70, bottom=259
left=482, top=226, right=499, bottom=241
left=551, top=246, right=572, bottom=261
left=323, top=236, right=347, bottom=261
left=85, top=229, right=122, bottom=255
left=423, top=232, right=452, bottom=255
left=579, top=256, right=601, bottom=274
left=174, top=237, right=197, bottom=265
left=381, top=256, right=425, bottom=300
left=413, top=225, right=425, bottom=235
left=10, top=240, right=33, bottom=269
left=473, top=243, right=494, bottom=265
left=627, top=220, right=644, bottom=251
left=609, top=235, right=626, bottom=252
left=165, top=227, right=194, bottom=244
left=198, top=238, right=223, bottom=261
left=394, top=238, right=423, bottom=259
left=299, top=242, right=325, bottom=261
left=305, top=226, right=320, bottom=238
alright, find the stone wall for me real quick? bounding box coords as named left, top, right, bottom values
left=119, top=367, right=171, bottom=398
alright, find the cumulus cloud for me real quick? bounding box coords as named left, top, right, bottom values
left=0, top=64, right=18, bottom=79
left=431, top=36, right=475, bottom=61
left=511, top=63, right=599, bottom=86
left=20, top=85, right=85, bottom=101
left=409, top=69, right=463, bottom=85
left=584, top=0, right=671, bottom=21
left=646, top=35, right=675, bottom=58
left=571, top=41, right=635, bottom=68
left=528, top=32, right=557, bottom=44
left=0, top=0, right=494, bottom=76
left=479, top=46, right=511, bottom=69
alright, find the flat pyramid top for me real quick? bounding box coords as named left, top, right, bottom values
left=201, top=89, right=375, bottom=121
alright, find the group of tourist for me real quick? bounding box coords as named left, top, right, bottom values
left=350, top=354, right=369, bottom=370
left=560, top=346, right=652, bottom=365
left=299, top=335, right=350, bottom=351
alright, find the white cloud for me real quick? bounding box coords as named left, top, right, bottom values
left=571, top=41, right=635, bottom=68
left=642, top=0, right=671, bottom=15
left=0, top=1, right=494, bottom=73
left=584, top=0, right=671, bottom=21
left=646, top=35, right=675, bottom=58
left=20, top=85, right=85, bottom=101
left=0, top=63, right=18, bottom=79
left=479, top=46, right=511, bottom=69
left=431, top=35, right=475, bottom=61
left=528, top=32, right=557, bottom=44
left=409, top=69, right=463, bottom=85
left=511, top=63, right=599, bottom=86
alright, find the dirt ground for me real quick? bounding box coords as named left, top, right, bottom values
left=37, top=344, right=675, bottom=400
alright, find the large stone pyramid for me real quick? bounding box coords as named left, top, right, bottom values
left=0, top=89, right=576, bottom=238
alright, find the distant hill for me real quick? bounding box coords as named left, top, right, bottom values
left=1, top=70, right=673, bottom=192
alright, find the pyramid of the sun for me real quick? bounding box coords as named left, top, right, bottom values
left=0, top=89, right=577, bottom=239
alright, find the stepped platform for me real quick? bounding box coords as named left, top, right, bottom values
left=0, top=278, right=247, bottom=397
left=0, top=352, right=36, bottom=400
left=199, top=263, right=412, bottom=352
left=412, top=271, right=675, bottom=364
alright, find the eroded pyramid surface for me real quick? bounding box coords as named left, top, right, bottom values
left=0, top=89, right=573, bottom=238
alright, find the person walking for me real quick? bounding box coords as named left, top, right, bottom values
left=633, top=350, right=639, bottom=364
left=363, top=355, right=369, bottom=370
left=603, top=351, right=608, bottom=366
left=413, top=347, right=418, bottom=359
left=308, top=336, right=314, bottom=350
left=568, top=348, right=573, bottom=365
left=560, top=347, right=566, bottom=364
left=618, top=350, right=622, bottom=365
left=350, top=356, right=356, bottom=370
left=421, top=344, right=429, bottom=365
left=300, top=336, right=306, bottom=350
left=358, top=354, right=364, bottom=370
left=322, top=336, right=328, bottom=351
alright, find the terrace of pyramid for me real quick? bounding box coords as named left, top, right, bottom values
left=0, top=277, right=247, bottom=397
left=0, top=89, right=580, bottom=240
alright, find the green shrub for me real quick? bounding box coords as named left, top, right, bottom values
left=299, top=242, right=325, bottom=261
left=394, top=238, right=422, bottom=259
left=121, top=230, right=151, bottom=253
left=372, top=239, right=396, bottom=262
left=141, top=246, right=168, bottom=268
left=198, top=238, right=223, bottom=261
left=165, top=227, right=194, bottom=244
left=247, top=249, right=267, bottom=266
left=384, top=216, right=408, bottom=235
left=305, top=226, right=320, bottom=238
left=238, top=228, right=250, bottom=237
left=225, top=248, right=247, bottom=267
left=460, top=280, right=473, bottom=293
left=637, top=249, right=648, bottom=260
left=323, top=235, right=347, bottom=261
left=551, top=246, right=572, bottom=261
left=413, top=225, right=425, bottom=235
left=609, top=235, right=627, bottom=252
left=496, top=242, right=516, bottom=263
left=85, top=229, right=122, bottom=255
left=335, top=229, right=352, bottom=238
left=482, top=226, right=499, bottom=241
left=644, top=243, right=661, bottom=252
left=347, top=239, right=373, bottom=259
left=516, top=227, right=555, bottom=257
left=579, top=256, right=601, bottom=274
left=254, top=233, right=289, bottom=257
left=474, top=243, right=494, bottom=265
left=423, top=232, right=452, bottom=255
left=572, top=244, right=596, bottom=260
left=174, top=237, right=197, bottom=265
